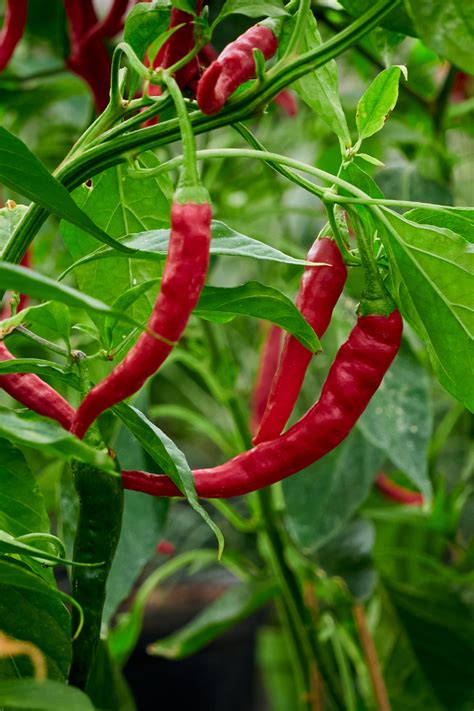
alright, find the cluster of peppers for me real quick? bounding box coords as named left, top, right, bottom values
left=0, top=2, right=415, bottom=504
left=0, top=3, right=420, bottom=688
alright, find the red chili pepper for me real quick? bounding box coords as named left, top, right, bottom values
left=0, top=341, right=75, bottom=430
left=0, top=0, right=28, bottom=72
left=122, top=310, right=403, bottom=498
left=72, top=200, right=212, bottom=440
left=156, top=539, right=175, bottom=556
left=197, top=24, right=278, bottom=115
left=274, top=89, right=298, bottom=117
left=254, top=237, right=347, bottom=444
left=375, top=473, right=423, bottom=506
left=250, top=324, right=282, bottom=436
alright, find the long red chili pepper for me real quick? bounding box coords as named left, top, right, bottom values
left=375, top=473, right=423, bottom=505
left=254, top=238, right=347, bottom=444
left=197, top=24, right=278, bottom=115
left=122, top=309, right=403, bottom=498
left=0, top=0, right=28, bottom=72
left=250, top=324, right=282, bottom=436
left=72, top=200, right=211, bottom=439
left=0, top=341, right=75, bottom=430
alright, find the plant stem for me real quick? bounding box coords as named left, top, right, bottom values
left=15, top=326, right=70, bottom=358
left=352, top=603, right=391, bottom=711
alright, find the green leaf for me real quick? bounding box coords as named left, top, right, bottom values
left=217, top=0, right=287, bottom=21
left=358, top=348, right=433, bottom=500
left=113, top=403, right=224, bottom=556
left=61, top=155, right=172, bottom=334
left=338, top=0, right=416, bottom=36
left=103, top=409, right=169, bottom=625
left=0, top=203, right=28, bottom=254
left=356, top=66, right=405, bottom=141
left=124, top=2, right=171, bottom=59
left=0, top=559, right=72, bottom=681
left=405, top=207, right=474, bottom=244
left=0, top=680, right=94, bottom=710
left=149, top=580, right=277, bottom=659
left=0, top=407, right=117, bottom=474
left=379, top=209, right=474, bottom=411
left=0, top=127, right=133, bottom=253
left=405, top=0, right=474, bottom=74
left=284, top=429, right=383, bottom=552
left=60, top=220, right=311, bottom=279
left=0, top=262, right=142, bottom=328
left=0, top=358, right=80, bottom=390
left=86, top=639, right=136, bottom=711
left=279, top=11, right=350, bottom=144
left=196, top=282, right=321, bottom=352
left=0, top=440, right=49, bottom=537
left=0, top=530, right=96, bottom=569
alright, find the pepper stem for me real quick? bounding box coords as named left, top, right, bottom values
left=160, top=71, right=208, bottom=203
left=349, top=208, right=394, bottom=316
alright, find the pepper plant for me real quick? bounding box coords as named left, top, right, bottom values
left=0, top=1, right=473, bottom=710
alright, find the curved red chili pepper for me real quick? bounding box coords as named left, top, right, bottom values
left=254, top=237, right=347, bottom=444
left=0, top=341, right=75, bottom=430
left=375, top=473, right=423, bottom=505
left=250, top=325, right=282, bottom=436
left=197, top=24, right=278, bottom=115
left=122, top=310, right=403, bottom=498
left=0, top=0, right=28, bottom=72
left=72, top=201, right=212, bottom=440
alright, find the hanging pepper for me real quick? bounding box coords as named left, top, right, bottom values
left=197, top=23, right=278, bottom=115
left=72, top=72, right=212, bottom=439
left=250, top=324, right=282, bottom=436
left=122, top=309, right=403, bottom=498
left=0, top=341, right=75, bottom=430
left=254, top=237, right=347, bottom=444
left=375, top=473, right=423, bottom=505
left=0, top=0, right=28, bottom=72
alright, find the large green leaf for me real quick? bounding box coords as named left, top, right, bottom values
left=60, top=220, right=311, bottom=279
left=0, top=127, right=132, bottom=253
left=124, top=1, right=170, bottom=59
left=0, top=440, right=49, bottom=538
left=358, top=348, right=433, bottom=500
left=217, top=0, right=287, bottom=21
left=0, top=680, right=93, bottom=710
left=279, top=10, right=350, bottom=144
left=0, top=560, right=71, bottom=681
left=149, top=580, right=276, bottom=659
left=379, top=209, right=474, bottom=411
left=0, top=358, right=80, bottom=391
left=405, top=0, right=474, bottom=73
left=61, top=153, right=172, bottom=331
left=405, top=207, right=474, bottom=243
left=196, top=282, right=321, bottom=352
left=284, top=429, right=384, bottom=552
left=0, top=407, right=117, bottom=474
left=113, top=403, right=223, bottom=555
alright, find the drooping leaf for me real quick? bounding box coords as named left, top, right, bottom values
left=149, top=580, right=277, bottom=659
left=379, top=209, right=474, bottom=411
left=113, top=403, right=223, bottom=555
left=196, top=281, right=321, bottom=352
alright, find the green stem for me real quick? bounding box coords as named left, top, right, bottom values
left=2, top=0, right=397, bottom=266
left=210, top=499, right=260, bottom=533
left=282, top=0, right=311, bottom=60
left=15, top=326, right=70, bottom=358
